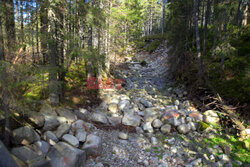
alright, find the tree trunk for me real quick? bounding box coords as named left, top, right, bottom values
left=4, top=0, right=16, bottom=53
left=48, top=3, right=59, bottom=105
left=15, top=0, right=19, bottom=39
left=161, top=0, right=166, bottom=35
left=87, top=26, right=94, bottom=79
left=20, top=0, right=25, bottom=51
left=0, top=15, right=5, bottom=61
left=202, top=0, right=211, bottom=56
left=201, top=0, right=205, bottom=29
left=243, top=2, right=248, bottom=26
left=193, top=0, right=203, bottom=77
left=40, top=0, right=48, bottom=65
left=36, top=0, right=39, bottom=60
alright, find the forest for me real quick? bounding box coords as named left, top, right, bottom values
left=0, top=0, right=249, bottom=167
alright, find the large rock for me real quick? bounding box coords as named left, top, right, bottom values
left=140, top=99, right=153, bottom=108
left=91, top=112, right=108, bottom=124
left=118, top=100, right=130, bottom=112
left=57, top=108, right=77, bottom=123
left=0, top=140, right=18, bottom=167
left=74, top=108, right=90, bottom=121
left=75, top=129, right=87, bottom=143
left=122, top=113, right=141, bottom=127
left=43, top=131, right=58, bottom=145
left=144, top=108, right=158, bottom=123
left=11, top=146, right=45, bottom=165
left=34, top=140, right=50, bottom=155
left=47, top=142, right=86, bottom=167
left=143, top=122, right=154, bottom=133
left=177, top=124, right=191, bottom=134
left=108, top=103, right=119, bottom=114
left=62, top=134, right=79, bottom=148
left=71, top=120, right=96, bottom=132
left=168, top=117, right=181, bottom=127
left=55, top=123, right=71, bottom=139
left=40, top=102, right=57, bottom=116
left=152, top=119, right=163, bottom=128
left=161, top=124, right=171, bottom=134
left=137, top=103, right=145, bottom=111
left=203, top=110, right=219, bottom=124
left=12, top=126, right=40, bottom=145
left=118, top=132, right=128, bottom=140
left=43, top=115, right=60, bottom=131
left=107, top=116, right=121, bottom=127
left=82, top=134, right=102, bottom=157
left=28, top=112, right=45, bottom=128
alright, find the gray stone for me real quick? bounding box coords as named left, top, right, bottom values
left=188, top=122, right=197, bottom=131
left=161, top=124, right=171, bottom=134
left=204, top=110, right=219, bottom=124
left=95, top=162, right=104, bottom=167
left=137, top=103, right=145, bottom=111
left=191, top=158, right=202, bottom=166
left=12, top=126, right=40, bottom=145
left=0, top=140, right=18, bottom=167
left=177, top=124, right=191, bottom=134
left=57, top=116, right=67, bottom=124
left=71, top=120, right=87, bottom=132
left=82, top=134, right=102, bottom=157
left=28, top=112, right=45, bottom=128
left=152, top=119, right=163, bottom=128
left=57, top=108, right=77, bottom=123
left=62, top=134, right=79, bottom=148
left=118, top=132, right=128, bottom=140
left=55, top=123, right=71, bottom=139
left=219, top=154, right=230, bottom=164
left=225, top=162, right=233, bottom=167
left=143, top=122, right=154, bottom=133
left=144, top=108, right=158, bottom=123
left=75, top=129, right=87, bottom=142
left=170, top=146, right=178, bottom=153
left=107, top=116, right=121, bottom=126
left=47, top=142, right=86, bottom=167
left=174, top=100, right=180, bottom=106
left=43, top=115, right=60, bottom=131
left=108, top=103, right=119, bottom=114
left=122, top=113, right=141, bottom=127
left=136, top=127, right=144, bottom=134
left=140, top=98, right=153, bottom=108
left=40, top=102, right=57, bottom=116
left=169, top=117, right=181, bottom=127
left=120, top=95, right=130, bottom=101
left=118, top=100, right=130, bottom=112
left=11, top=146, right=43, bottom=164
left=43, top=131, right=58, bottom=145
left=34, top=140, right=50, bottom=155
left=75, top=108, right=90, bottom=121
left=151, top=137, right=158, bottom=145
left=91, top=112, right=108, bottom=124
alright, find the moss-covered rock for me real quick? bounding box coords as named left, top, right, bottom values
left=198, top=121, right=210, bottom=131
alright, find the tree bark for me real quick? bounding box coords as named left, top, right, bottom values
left=40, top=0, right=48, bottom=65
left=193, top=0, right=203, bottom=77
left=243, top=2, right=248, bottom=26
left=0, top=15, right=5, bottom=61
left=4, top=0, right=16, bottom=53
left=36, top=0, right=39, bottom=60
left=202, top=0, right=211, bottom=56
left=161, top=0, right=166, bottom=35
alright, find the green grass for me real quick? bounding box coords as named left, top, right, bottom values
left=202, top=135, right=250, bottom=164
